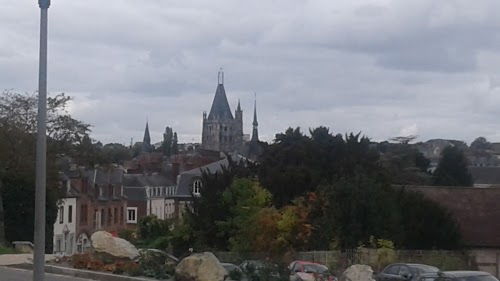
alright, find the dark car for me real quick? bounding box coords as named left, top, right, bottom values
left=377, top=263, right=440, bottom=281
left=419, top=271, right=499, bottom=281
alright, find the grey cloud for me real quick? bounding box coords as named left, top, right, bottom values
left=3, top=0, right=500, bottom=147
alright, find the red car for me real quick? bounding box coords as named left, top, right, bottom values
left=289, top=260, right=336, bottom=281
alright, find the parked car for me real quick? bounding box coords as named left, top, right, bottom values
left=222, top=263, right=246, bottom=281
left=239, top=260, right=280, bottom=279
left=289, top=260, right=336, bottom=281
left=377, top=263, right=439, bottom=281
left=419, top=271, right=499, bottom=281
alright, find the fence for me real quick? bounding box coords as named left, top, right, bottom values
left=214, top=249, right=476, bottom=276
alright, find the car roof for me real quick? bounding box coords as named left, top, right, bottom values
left=440, top=271, right=492, bottom=278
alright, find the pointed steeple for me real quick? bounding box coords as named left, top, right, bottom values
left=208, top=68, right=234, bottom=120
left=251, top=93, right=259, bottom=142
left=143, top=120, right=152, bottom=152
left=237, top=99, right=241, bottom=111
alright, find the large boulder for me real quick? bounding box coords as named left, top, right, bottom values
left=175, top=252, right=227, bottom=281
left=340, top=264, right=375, bottom=281
left=91, top=231, right=139, bottom=260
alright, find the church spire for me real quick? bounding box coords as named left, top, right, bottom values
left=218, top=67, right=224, bottom=85
left=208, top=69, right=234, bottom=120
left=143, top=120, right=152, bottom=153
left=237, top=99, right=241, bottom=111
left=251, top=93, right=259, bottom=142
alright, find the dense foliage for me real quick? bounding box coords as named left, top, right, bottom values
left=433, top=146, right=473, bottom=186
left=0, top=91, right=87, bottom=251
left=172, top=128, right=463, bottom=257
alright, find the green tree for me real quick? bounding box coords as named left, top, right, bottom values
left=0, top=91, right=89, bottom=250
left=172, top=132, right=179, bottom=155
left=220, top=178, right=272, bottom=253
left=433, top=146, right=473, bottom=186
left=172, top=156, right=257, bottom=252
left=380, top=140, right=432, bottom=185
left=470, top=137, right=491, bottom=151
left=258, top=127, right=381, bottom=207
left=396, top=187, right=462, bottom=249
left=162, top=127, right=173, bottom=157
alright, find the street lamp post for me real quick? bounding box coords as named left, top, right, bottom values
left=34, top=0, right=50, bottom=280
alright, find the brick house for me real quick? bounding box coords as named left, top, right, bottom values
left=53, top=164, right=128, bottom=256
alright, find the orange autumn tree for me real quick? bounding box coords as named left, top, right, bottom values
left=232, top=192, right=317, bottom=257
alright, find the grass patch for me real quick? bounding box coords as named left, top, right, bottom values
left=0, top=245, right=18, bottom=255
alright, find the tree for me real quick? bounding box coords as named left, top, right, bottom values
left=470, top=137, right=491, bottom=151
left=395, top=187, right=462, bottom=249
left=162, top=127, right=173, bottom=157
left=174, top=156, right=256, bottom=252
left=220, top=178, right=273, bottom=253
left=258, top=127, right=382, bottom=207
left=379, top=141, right=432, bottom=185
left=172, top=132, right=179, bottom=155
left=0, top=91, right=89, bottom=250
left=433, top=146, right=473, bottom=186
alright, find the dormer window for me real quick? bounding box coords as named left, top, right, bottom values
left=193, top=180, right=202, bottom=196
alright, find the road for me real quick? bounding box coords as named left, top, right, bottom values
left=0, top=266, right=96, bottom=280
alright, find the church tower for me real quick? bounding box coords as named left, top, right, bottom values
left=142, top=120, right=152, bottom=153
left=251, top=94, right=259, bottom=142
left=201, top=69, right=243, bottom=153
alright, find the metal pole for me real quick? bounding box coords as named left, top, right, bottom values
left=33, top=1, right=50, bottom=280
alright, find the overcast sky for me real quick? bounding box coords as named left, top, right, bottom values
left=2, top=0, right=500, bottom=145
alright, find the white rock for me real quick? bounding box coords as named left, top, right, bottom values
left=175, top=252, right=227, bottom=281
left=341, top=264, right=375, bottom=281
left=90, top=231, right=139, bottom=260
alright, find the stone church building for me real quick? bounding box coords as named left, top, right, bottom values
left=201, top=70, right=260, bottom=155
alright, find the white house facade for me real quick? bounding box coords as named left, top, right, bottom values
left=53, top=197, right=77, bottom=256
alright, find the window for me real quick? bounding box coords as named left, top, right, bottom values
left=127, top=207, right=138, bottom=223
left=101, top=209, right=105, bottom=226
left=109, top=184, right=113, bottom=197
left=120, top=207, right=124, bottom=224
left=193, top=180, right=202, bottom=195
left=68, top=205, right=73, bottom=223
left=59, top=206, right=64, bottom=224
left=385, top=265, right=400, bottom=275
left=55, top=236, right=62, bottom=252
left=114, top=208, right=118, bottom=224
left=107, top=208, right=112, bottom=225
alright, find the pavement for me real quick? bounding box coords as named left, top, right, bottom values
left=0, top=254, right=168, bottom=281
left=0, top=266, right=96, bottom=280
left=0, top=253, right=56, bottom=265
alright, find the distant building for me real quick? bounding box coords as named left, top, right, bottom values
left=201, top=70, right=244, bottom=153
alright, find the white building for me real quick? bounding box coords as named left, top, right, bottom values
left=53, top=197, right=77, bottom=256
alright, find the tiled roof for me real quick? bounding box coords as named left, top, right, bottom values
left=207, top=84, right=234, bottom=120
left=404, top=185, right=500, bottom=248
left=175, top=155, right=244, bottom=197
left=123, top=173, right=174, bottom=187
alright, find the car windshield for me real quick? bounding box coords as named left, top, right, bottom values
left=413, top=265, right=440, bottom=274
left=458, top=275, right=499, bottom=281
left=303, top=264, right=329, bottom=274
left=223, top=264, right=239, bottom=272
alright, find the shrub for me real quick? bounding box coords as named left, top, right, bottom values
left=0, top=245, right=17, bottom=255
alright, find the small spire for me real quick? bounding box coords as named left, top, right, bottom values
left=253, top=93, right=258, bottom=126
left=218, top=67, right=224, bottom=85
left=237, top=99, right=241, bottom=111
left=251, top=93, right=259, bottom=142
